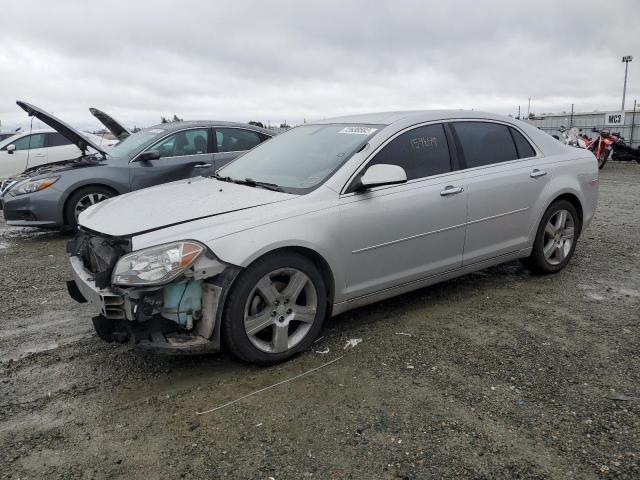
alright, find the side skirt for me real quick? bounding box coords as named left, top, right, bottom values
left=331, top=248, right=532, bottom=316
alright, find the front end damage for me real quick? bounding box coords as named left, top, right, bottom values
left=66, top=230, right=239, bottom=354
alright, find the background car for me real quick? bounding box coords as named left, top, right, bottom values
left=2, top=101, right=273, bottom=228
left=0, top=106, right=129, bottom=181
left=0, top=128, right=116, bottom=180
left=67, top=110, right=599, bottom=364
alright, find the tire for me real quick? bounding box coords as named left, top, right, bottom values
left=521, top=200, right=581, bottom=275
left=222, top=252, right=327, bottom=364
left=64, top=186, right=115, bottom=229
left=597, top=149, right=609, bottom=169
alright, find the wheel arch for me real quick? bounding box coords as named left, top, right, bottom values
left=240, top=245, right=336, bottom=308
left=550, top=192, right=584, bottom=228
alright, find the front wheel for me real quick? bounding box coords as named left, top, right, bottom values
left=597, top=149, right=610, bottom=169
left=222, top=252, right=327, bottom=364
left=521, top=200, right=580, bottom=274
left=64, top=186, right=115, bottom=229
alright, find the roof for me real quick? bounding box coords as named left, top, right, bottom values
left=4, top=128, right=56, bottom=136
left=312, top=110, right=518, bottom=126
left=143, top=120, right=273, bottom=136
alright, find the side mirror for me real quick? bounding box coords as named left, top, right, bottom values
left=357, top=164, right=407, bottom=191
left=6, top=144, right=15, bottom=154
left=135, top=150, right=160, bottom=162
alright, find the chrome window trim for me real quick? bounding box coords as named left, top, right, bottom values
left=339, top=118, right=543, bottom=196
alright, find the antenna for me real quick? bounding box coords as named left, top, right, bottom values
left=25, top=116, right=34, bottom=171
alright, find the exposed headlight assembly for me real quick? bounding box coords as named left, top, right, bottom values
left=112, top=241, right=205, bottom=286
left=10, top=177, right=60, bottom=196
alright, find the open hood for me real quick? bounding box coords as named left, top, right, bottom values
left=16, top=101, right=107, bottom=156
left=89, top=107, right=130, bottom=141
left=78, top=176, right=296, bottom=237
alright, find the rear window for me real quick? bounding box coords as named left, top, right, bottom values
left=452, top=122, right=518, bottom=168
left=47, top=132, right=73, bottom=147
left=510, top=127, right=536, bottom=159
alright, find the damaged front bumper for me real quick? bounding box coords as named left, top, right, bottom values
left=68, top=253, right=240, bottom=354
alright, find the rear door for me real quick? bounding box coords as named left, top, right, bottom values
left=338, top=123, right=468, bottom=298
left=213, top=127, right=268, bottom=172
left=450, top=121, right=549, bottom=265
left=45, top=132, right=81, bottom=164
left=129, top=127, right=215, bottom=191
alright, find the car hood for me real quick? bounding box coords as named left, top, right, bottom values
left=79, top=177, right=297, bottom=237
left=89, top=107, right=130, bottom=141
left=16, top=101, right=107, bottom=156
left=5, top=156, right=105, bottom=188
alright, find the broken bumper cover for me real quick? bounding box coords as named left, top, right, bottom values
left=68, top=254, right=239, bottom=354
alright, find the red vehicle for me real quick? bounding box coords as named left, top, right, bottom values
left=585, top=128, right=623, bottom=169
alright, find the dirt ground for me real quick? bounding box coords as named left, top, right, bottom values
left=0, top=162, right=638, bottom=480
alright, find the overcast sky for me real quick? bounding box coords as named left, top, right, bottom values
left=0, top=0, right=638, bottom=131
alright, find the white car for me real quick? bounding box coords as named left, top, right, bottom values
left=0, top=107, right=127, bottom=180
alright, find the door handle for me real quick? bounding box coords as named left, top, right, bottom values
left=440, top=185, right=464, bottom=196
left=34, top=153, right=46, bottom=157
left=530, top=169, right=547, bottom=178
left=194, top=163, right=212, bottom=169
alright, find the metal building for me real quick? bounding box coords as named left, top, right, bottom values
left=524, top=103, right=639, bottom=148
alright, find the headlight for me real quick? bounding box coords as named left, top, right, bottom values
left=112, top=241, right=205, bottom=286
left=10, top=177, right=60, bottom=196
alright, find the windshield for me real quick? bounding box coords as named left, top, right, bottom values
left=107, top=128, right=166, bottom=159
left=218, top=124, right=381, bottom=194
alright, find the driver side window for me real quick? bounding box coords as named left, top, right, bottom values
left=367, top=123, right=451, bottom=180
left=149, top=129, right=209, bottom=159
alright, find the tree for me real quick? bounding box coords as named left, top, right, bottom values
left=279, top=122, right=290, bottom=129
left=172, top=114, right=183, bottom=122
left=161, top=116, right=170, bottom=124
left=248, top=121, right=265, bottom=128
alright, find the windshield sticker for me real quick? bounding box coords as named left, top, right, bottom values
left=338, top=126, right=377, bottom=135
left=410, top=136, right=437, bottom=149
left=148, top=129, right=165, bottom=134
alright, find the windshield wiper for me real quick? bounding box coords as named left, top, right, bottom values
left=213, top=173, right=233, bottom=182
left=233, top=177, right=284, bottom=192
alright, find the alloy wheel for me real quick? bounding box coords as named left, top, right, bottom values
left=243, top=267, right=318, bottom=354
left=542, top=209, right=575, bottom=265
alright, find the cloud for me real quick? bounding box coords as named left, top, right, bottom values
left=0, top=0, right=638, bottom=131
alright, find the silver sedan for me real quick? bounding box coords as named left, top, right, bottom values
left=68, top=110, right=599, bottom=364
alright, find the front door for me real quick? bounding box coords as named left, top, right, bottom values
left=129, top=127, right=215, bottom=191
left=338, top=123, right=468, bottom=298
left=0, top=133, right=47, bottom=178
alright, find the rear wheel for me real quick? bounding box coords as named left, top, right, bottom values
left=65, top=186, right=115, bottom=229
left=222, top=252, right=327, bottom=364
left=521, top=200, right=580, bottom=274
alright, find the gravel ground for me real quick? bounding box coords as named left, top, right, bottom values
left=0, top=162, right=639, bottom=479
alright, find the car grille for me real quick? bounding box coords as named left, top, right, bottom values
left=68, top=230, right=131, bottom=288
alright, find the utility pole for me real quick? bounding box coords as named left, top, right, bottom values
left=527, top=98, right=531, bottom=118
left=517, top=105, right=521, bottom=119
left=569, top=104, right=574, bottom=128
left=622, top=56, right=633, bottom=110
